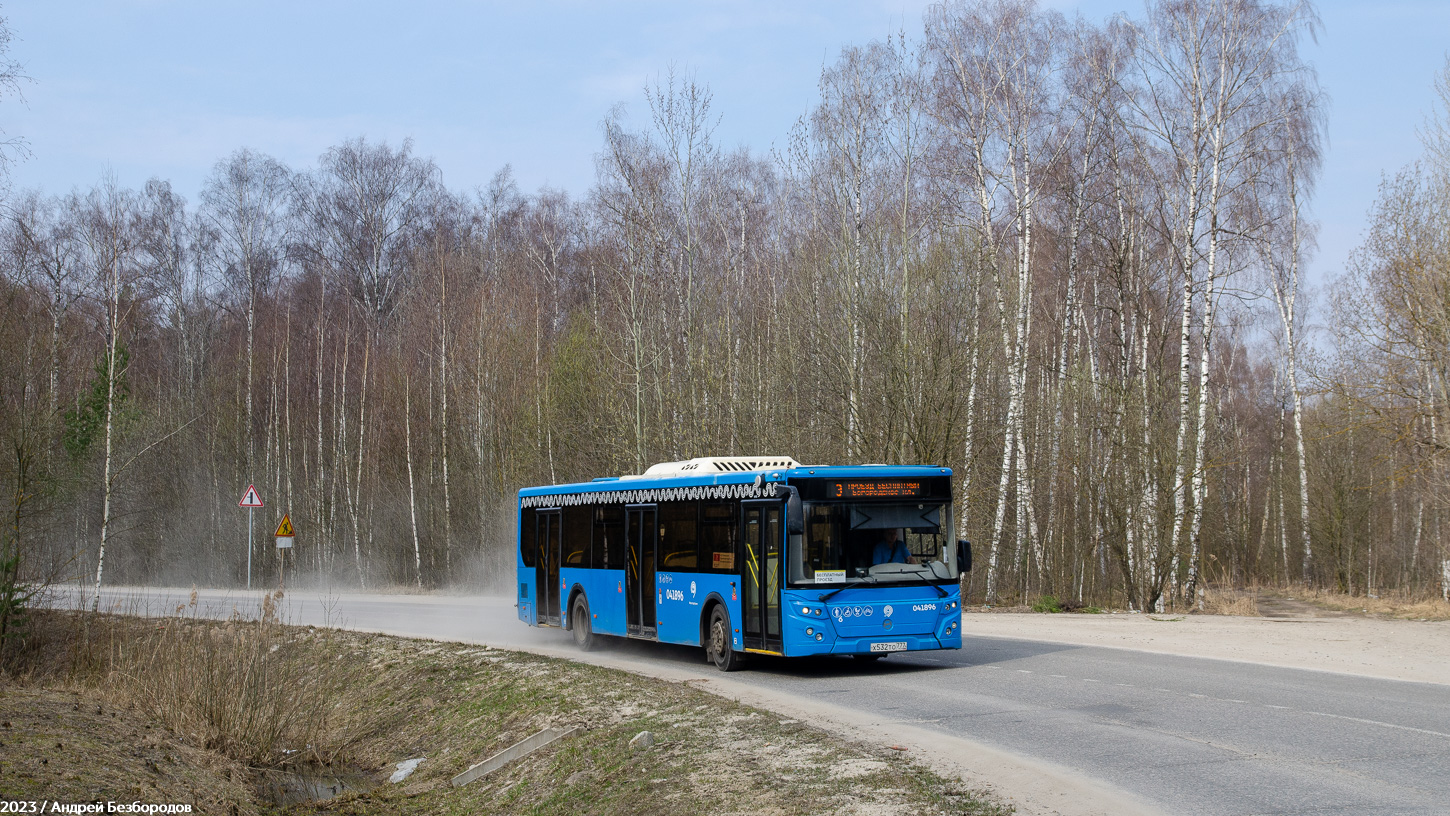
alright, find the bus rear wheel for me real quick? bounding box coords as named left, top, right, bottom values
left=706, top=606, right=743, bottom=672
left=571, top=594, right=596, bottom=651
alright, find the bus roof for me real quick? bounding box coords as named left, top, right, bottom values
left=517, top=463, right=953, bottom=501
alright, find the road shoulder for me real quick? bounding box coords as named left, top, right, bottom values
left=963, top=611, right=1450, bottom=685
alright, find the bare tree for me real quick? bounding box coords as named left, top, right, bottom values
left=200, top=149, right=292, bottom=486
left=7, top=193, right=84, bottom=424
left=74, top=176, right=142, bottom=610
left=0, top=10, right=30, bottom=187
left=295, top=138, right=440, bottom=587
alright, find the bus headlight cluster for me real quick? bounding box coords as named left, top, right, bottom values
left=800, top=606, right=823, bottom=616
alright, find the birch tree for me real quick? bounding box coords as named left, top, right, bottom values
left=295, top=138, right=440, bottom=586
left=75, top=177, right=142, bottom=610
left=7, top=193, right=84, bottom=425
left=200, top=149, right=292, bottom=486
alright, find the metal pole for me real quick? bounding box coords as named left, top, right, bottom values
left=247, top=506, right=253, bottom=590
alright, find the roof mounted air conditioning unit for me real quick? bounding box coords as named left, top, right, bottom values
left=642, top=456, right=802, bottom=478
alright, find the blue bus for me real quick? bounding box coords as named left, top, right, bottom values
left=516, top=457, right=971, bottom=671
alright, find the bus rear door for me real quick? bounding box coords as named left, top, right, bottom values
left=535, top=508, right=561, bottom=625
left=741, top=500, right=783, bottom=653
left=625, top=505, right=657, bottom=637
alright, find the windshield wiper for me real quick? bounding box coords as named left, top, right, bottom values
left=819, top=568, right=948, bottom=601
left=907, top=569, right=950, bottom=597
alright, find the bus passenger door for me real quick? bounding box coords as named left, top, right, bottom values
left=742, top=501, right=783, bottom=653
left=625, top=505, right=657, bottom=637
left=535, top=509, right=561, bottom=625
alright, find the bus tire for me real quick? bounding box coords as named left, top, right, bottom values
left=571, top=594, right=596, bottom=651
left=706, top=606, right=743, bottom=672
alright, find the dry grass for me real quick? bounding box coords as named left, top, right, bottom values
left=1277, top=585, right=1450, bottom=620
left=1200, top=588, right=1259, bottom=616
left=9, top=589, right=353, bottom=767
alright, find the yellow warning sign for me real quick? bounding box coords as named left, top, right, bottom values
left=274, top=514, right=295, bottom=538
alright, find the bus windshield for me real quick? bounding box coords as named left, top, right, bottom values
left=789, top=501, right=957, bottom=586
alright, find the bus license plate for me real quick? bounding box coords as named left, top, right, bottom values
left=870, top=641, right=907, bottom=652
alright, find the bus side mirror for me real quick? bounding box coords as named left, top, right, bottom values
left=957, top=539, right=972, bottom=573
left=776, top=484, right=805, bottom=534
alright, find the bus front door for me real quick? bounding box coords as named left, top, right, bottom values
left=741, top=501, right=783, bottom=653
left=625, top=505, right=657, bottom=637
left=535, top=509, right=561, bottom=625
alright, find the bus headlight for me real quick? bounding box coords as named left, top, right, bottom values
left=806, top=627, right=814, bottom=637
left=815, top=633, right=824, bottom=641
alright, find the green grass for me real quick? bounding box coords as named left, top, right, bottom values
left=1031, top=595, right=1065, bottom=613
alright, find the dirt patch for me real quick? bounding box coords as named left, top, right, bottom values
left=0, top=685, right=259, bottom=812
left=1263, top=587, right=1450, bottom=620
left=1253, top=594, right=1350, bottom=618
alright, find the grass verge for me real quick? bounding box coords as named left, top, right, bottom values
left=2, top=605, right=1011, bottom=815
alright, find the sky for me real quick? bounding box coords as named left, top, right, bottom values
left=2, top=1, right=1447, bottom=289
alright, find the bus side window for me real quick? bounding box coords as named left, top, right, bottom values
left=660, top=501, right=698, bottom=570
left=589, top=503, right=606, bottom=567
left=520, top=507, right=536, bottom=568
left=563, top=506, right=591, bottom=567
left=594, top=504, right=625, bottom=570
left=700, top=502, right=737, bottom=572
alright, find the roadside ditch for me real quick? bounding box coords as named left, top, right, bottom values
left=1, top=605, right=1009, bottom=815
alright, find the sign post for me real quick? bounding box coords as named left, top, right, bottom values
left=239, top=485, right=264, bottom=589
left=274, top=514, right=294, bottom=588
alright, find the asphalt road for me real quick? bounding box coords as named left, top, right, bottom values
left=60, top=587, right=1450, bottom=816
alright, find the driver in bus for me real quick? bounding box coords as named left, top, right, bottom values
left=872, top=528, right=917, bottom=565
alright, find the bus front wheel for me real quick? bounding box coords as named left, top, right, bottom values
left=707, top=606, right=743, bottom=672
left=571, top=594, right=596, bottom=651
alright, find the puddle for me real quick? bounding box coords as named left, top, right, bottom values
left=257, top=765, right=377, bottom=806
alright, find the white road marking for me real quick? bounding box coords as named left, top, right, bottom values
left=1299, top=709, right=1450, bottom=740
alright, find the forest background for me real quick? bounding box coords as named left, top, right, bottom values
left=3, top=0, right=1449, bottom=615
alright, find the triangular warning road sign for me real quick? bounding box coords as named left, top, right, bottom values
left=274, top=514, right=294, bottom=537
left=239, top=484, right=263, bottom=508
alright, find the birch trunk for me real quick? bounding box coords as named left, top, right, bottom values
left=90, top=259, right=123, bottom=612
left=438, top=250, right=453, bottom=577
left=405, top=372, right=422, bottom=588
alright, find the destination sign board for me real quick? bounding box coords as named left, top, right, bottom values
left=828, top=480, right=925, bottom=499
